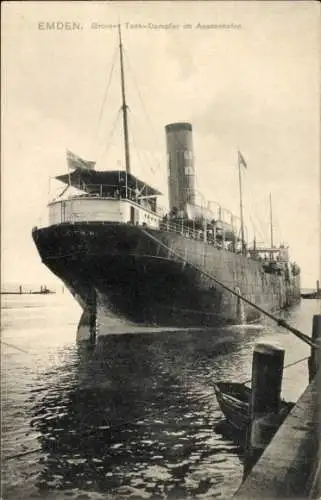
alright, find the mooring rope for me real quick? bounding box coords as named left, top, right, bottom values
left=281, top=355, right=310, bottom=371
left=1, top=340, right=29, bottom=354
left=239, top=355, right=311, bottom=387
left=141, top=229, right=318, bottom=349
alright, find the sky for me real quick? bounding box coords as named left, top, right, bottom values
left=2, top=1, right=320, bottom=289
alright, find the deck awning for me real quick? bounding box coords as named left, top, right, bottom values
left=55, top=169, right=162, bottom=197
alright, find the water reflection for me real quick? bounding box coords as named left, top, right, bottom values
left=5, top=292, right=316, bottom=499
left=29, top=328, right=251, bottom=498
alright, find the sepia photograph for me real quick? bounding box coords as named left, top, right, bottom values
left=1, top=1, right=320, bottom=498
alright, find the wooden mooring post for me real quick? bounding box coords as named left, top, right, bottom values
left=308, top=314, right=321, bottom=383
left=243, top=341, right=285, bottom=480
left=238, top=315, right=321, bottom=497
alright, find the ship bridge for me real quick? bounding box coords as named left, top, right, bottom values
left=249, top=245, right=289, bottom=262
left=48, top=169, right=162, bottom=228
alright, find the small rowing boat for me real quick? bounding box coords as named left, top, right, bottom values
left=214, top=381, right=294, bottom=432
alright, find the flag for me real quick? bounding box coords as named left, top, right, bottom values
left=238, top=150, right=247, bottom=169
left=66, top=150, right=96, bottom=170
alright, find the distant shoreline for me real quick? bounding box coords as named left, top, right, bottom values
left=1, top=290, right=55, bottom=295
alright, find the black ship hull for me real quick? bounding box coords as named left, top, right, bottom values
left=32, top=222, right=301, bottom=337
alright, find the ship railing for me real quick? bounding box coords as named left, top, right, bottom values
left=48, top=183, right=160, bottom=214
left=63, top=184, right=156, bottom=204
left=158, top=219, right=232, bottom=249
left=58, top=184, right=160, bottom=214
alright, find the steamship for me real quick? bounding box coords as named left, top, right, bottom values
left=32, top=27, right=301, bottom=340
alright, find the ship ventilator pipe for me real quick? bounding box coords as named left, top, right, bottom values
left=141, top=228, right=318, bottom=349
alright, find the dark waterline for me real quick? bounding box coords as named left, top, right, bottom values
left=2, top=293, right=320, bottom=499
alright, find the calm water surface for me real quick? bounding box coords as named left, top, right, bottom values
left=2, top=293, right=320, bottom=499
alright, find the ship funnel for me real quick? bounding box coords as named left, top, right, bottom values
left=165, top=122, right=195, bottom=214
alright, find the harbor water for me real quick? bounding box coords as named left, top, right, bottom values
left=2, top=292, right=320, bottom=499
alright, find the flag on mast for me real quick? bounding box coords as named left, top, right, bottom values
left=66, top=150, right=96, bottom=170
left=238, top=150, right=247, bottom=169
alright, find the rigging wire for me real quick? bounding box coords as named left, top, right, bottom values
left=123, top=41, right=220, bottom=193
left=91, top=44, right=119, bottom=153
left=274, top=218, right=284, bottom=245
left=127, top=109, right=147, bottom=174
left=123, top=49, right=163, bottom=172
left=249, top=214, right=265, bottom=245
left=247, top=197, right=270, bottom=247
left=124, top=41, right=204, bottom=170
left=128, top=109, right=157, bottom=175
left=96, top=109, right=122, bottom=166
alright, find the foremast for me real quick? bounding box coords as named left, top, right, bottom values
left=118, top=24, right=131, bottom=175
left=269, top=192, right=274, bottom=250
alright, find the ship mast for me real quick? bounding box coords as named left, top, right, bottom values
left=118, top=24, right=131, bottom=174
left=238, top=152, right=245, bottom=255
left=269, top=192, right=274, bottom=249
